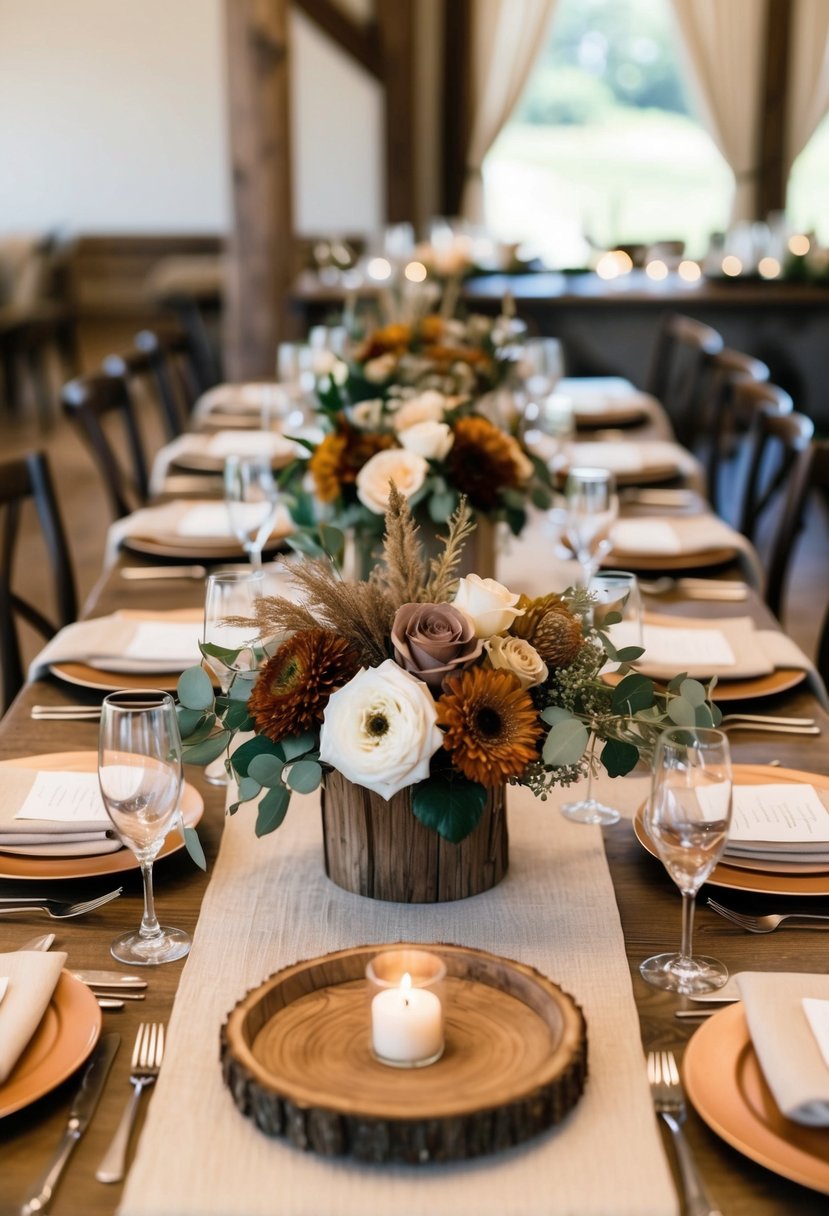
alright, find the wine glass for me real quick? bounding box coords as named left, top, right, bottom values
left=98, top=690, right=191, bottom=965
left=560, top=729, right=621, bottom=827
left=223, top=454, right=281, bottom=570
left=562, top=467, right=618, bottom=585
left=202, top=569, right=265, bottom=786
left=589, top=570, right=643, bottom=646
left=640, top=727, right=733, bottom=994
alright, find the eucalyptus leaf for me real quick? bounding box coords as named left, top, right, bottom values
left=667, top=697, right=696, bottom=726
left=680, top=679, right=708, bottom=707
left=200, top=641, right=244, bottom=664
left=614, top=646, right=645, bottom=663
left=694, top=703, right=715, bottom=727
left=668, top=672, right=690, bottom=693
left=412, top=777, right=487, bottom=844
left=247, top=753, right=285, bottom=788
left=231, top=735, right=284, bottom=777
left=236, top=775, right=263, bottom=803
left=255, top=785, right=291, bottom=836
left=183, top=826, right=207, bottom=871
left=319, top=523, right=345, bottom=563
left=281, top=731, right=317, bottom=761
left=543, top=717, right=590, bottom=766
left=504, top=506, right=526, bottom=536
left=177, top=666, right=215, bottom=712
left=180, top=714, right=218, bottom=746
left=222, top=702, right=254, bottom=732
left=286, top=759, right=323, bottom=794
left=540, top=705, right=572, bottom=726
left=429, top=489, right=458, bottom=524
left=176, top=706, right=204, bottom=737
left=600, top=737, right=640, bottom=777
left=229, top=672, right=258, bottom=702
left=182, top=730, right=231, bottom=766
left=611, top=673, right=654, bottom=715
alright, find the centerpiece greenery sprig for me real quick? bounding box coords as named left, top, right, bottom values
left=176, top=488, right=721, bottom=844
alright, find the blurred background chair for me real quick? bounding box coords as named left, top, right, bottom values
left=0, top=450, right=77, bottom=712
left=645, top=312, right=723, bottom=447
left=102, top=327, right=200, bottom=441
left=62, top=372, right=151, bottom=518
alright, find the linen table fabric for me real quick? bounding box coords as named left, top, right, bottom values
left=119, top=778, right=678, bottom=1216
left=0, top=951, right=67, bottom=1082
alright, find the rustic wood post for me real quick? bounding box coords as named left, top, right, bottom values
left=756, top=0, right=793, bottom=219
left=224, top=0, right=295, bottom=379
left=377, top=0, right=416, bottom=224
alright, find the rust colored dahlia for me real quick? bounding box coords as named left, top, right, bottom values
left=436, top=667, right=540, bottom=786
left=511, top=594, right=584, bottom=668
left=309, top=424, right=394, bottom=503
left=444, top=415, right=524, bottom=510
left=248, top=630, right=360, bottom=742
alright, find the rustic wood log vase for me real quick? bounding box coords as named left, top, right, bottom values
left=320, top=771, right=508, bottom=902
left=221, top=943, right=588, bottom=1164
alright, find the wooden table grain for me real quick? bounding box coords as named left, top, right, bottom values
left=2, top=561, right=828, bottom=1215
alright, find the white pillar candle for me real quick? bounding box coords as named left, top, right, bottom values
left=371, top=973, right=444, bottom=1066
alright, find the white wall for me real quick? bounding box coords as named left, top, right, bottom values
left=0, top=0, right=384, bottom=237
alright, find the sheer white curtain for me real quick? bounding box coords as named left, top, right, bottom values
left=669, top=0, right=766, bottom=221
left=461, top=0, right=558, bottom=222
left=786, top=0, right=829, bottom=176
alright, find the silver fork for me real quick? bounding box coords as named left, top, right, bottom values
left=96, top=1022, right=165, bottom=1183
left=647, top=1050, right=722, bottom=1216
left=0, top=888, right=122, bottom=919
left=707, top=898, right=829, bottom=934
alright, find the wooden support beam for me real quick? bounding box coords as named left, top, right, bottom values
left=294, top=0, right=381, bottom=78
left=757, top=0, right=793, bottom=218
left=377, top=0, right=416, bottom=224
left=441, top=0, right=472, bottom=217
left=223, top=0, right=295, bottom=379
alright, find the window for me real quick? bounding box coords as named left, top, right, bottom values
left=483, top=0, right=733, bottom=267
left=786, top=112, right=829, bottom=245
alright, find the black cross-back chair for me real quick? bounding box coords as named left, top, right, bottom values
left=645, top=311, right=724, bottom=448
left=102, top=327, right=200, bottom=441
left=62, top=372, right=150, bottom=519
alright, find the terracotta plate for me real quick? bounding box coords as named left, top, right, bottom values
left=634, top=765, right=829, bottom=896
left=121, top=533, right=288, bottom=562
left=683, top=1004, right=829, bottom=1194
left=604, top=666, right=806, bottom=703
left=0, top=972, right=101, bottom=1118
left=49, top=607, right=203, bottom=694
left=0, top=752, right=204, bottom=881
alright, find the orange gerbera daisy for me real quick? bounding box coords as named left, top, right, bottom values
left=444, top=415, right=524, bottom=510
left=436, top=667, right=540, bottom=786
left=248, top=630, right=360, bottom=742
left=309, top=423, right=395, bottom=503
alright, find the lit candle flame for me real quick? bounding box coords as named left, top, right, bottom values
left=400, top=971, right=412, bottom=1006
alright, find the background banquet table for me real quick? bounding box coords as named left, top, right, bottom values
left=1, top=550, right=828, bottom=1214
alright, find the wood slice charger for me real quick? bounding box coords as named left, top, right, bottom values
left=221, top=943, right=587, bottom=1164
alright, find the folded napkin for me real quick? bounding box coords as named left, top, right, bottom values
left=192, top=381, right=291, bottom=420
left=28, top=612, right=203, bottom=679
left=0, top=951, right=68, bottom=1082
left=0, top=767, right=122, bottom=857
left=723, top=784, right=829, bottom=864
left=616, top=615, right=813, bottom=681
left=149, top=431, right=301, bottom=495
left=738, top=972, right=829, bottom=1125
left=104, top=499, right=293, bottom=567
left=558, top=376, right=641, bottom=400
left=610, top=515, right=741, bottom=556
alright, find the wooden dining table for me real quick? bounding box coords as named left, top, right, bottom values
left=2, top=428, right=829, bottom=1214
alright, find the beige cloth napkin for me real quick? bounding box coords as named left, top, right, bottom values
left=0, top=767, right=121, bottom=857
left=104, top=499, right=293, bottom=567
left=149, top=431, right=301, bottom=495
left=632, top=615, right=812, bottom=681
left=0, top=951, right=68, bottom=1082
left=737, top=972, right=829, bottom=1126
left=610, top=514, right=740, bottom=556
left=27, top=611, right=202, bottom=678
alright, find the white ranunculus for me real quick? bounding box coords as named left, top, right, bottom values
left=453, top=574, right=524, bottom=639
left=392, top=390, right=448, bottom=432
left=319, top=660, right=443, bottom=799
left=363, top=353, right=398, bottom=383
left=397, top=420, right=454, bottom=462
left=356, top=448, right=429, bottom=514
left=485, top=634, right=548, bottom=690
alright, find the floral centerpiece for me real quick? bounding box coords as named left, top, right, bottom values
left=178, top=489, right=720, bottom=902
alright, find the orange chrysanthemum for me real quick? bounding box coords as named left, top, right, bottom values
left=355, top=322, right=413, bottom=361
left=418, top=315, right=445, bottom=344
left=309, top=424, right=395, bottom=503
left=444, top=415, right=525, bottom=510
left=248, top=630, right=360, bottom=741
left=436, top=667, right=540, bottom=786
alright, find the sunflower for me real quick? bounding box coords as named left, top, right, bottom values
left=248, top=630, right=360, bottom=742
left=511, top=594, right=584, bottom=668
left=444, top=415, right=525, bottom=510
left=436, top=667, right=540, bottom=786
left=309, top=423, right=395, bottom=503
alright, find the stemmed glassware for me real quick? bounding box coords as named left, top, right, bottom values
left=223, top=454, right=281, bottom=570
left=98, top=690, right=191, bottom=965
left=640, top=727, right=733, bottom=994
left=562, top=467, right=618, bottom=585
left=202, top=570, right=266, bottom=786
left=589, top=570, right=643, bottom=646
left=560, top=731, right=621, bottom=827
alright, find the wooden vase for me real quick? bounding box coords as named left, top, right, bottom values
left=321, top=771, right=508, bottom=902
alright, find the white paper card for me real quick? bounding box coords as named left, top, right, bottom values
left=122, top=623, right=203, bottom=665
left=610, top=521, right=681, bottom=555
left=14, top=772, right=110, bottom=824
left=572, top=443, right=643, bottom=472
left=207, top=431, right=291, bottom=458
left=640, top=624, right=736, bottom=668
left=803, top=999, right=829, bottom=1071
left=724, top=785, right=829, bottom=844
left=175, top=504, right=235, bottom=538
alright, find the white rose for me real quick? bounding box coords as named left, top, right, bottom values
left=397, top=420, right=454, bottom=461
left=311, top=350, right=338, bottom=377
left=453, top=574, right=525, bottom=639
left=392, top=390, right=448, bottom=432
left=363, top=353, right=398, bottom=383
left=356, top=448, right=428, bottom=514
left=348, top=398, right=385, bottom=429
left=485, top=634, right=548, bottom=690
left=319, top=660, right=443, bottom=799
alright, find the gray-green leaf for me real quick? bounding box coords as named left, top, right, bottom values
left=248, top=753, right=285, bottom=788
left=286, top=759, right=322, bottom=793
left=177, top=666, right=215, bottom=711
left=543, top=717, right=590, bottom=766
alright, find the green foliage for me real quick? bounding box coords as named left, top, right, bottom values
left=177, top=666, right=214, bottom=711
left=412, top=776, right=488, bottom=844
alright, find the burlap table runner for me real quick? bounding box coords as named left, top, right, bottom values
left=119, top=777, right=678, bottom=1216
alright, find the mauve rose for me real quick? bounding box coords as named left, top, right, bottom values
left=391, top=602, right=483, bottom=690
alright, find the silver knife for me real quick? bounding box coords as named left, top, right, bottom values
left=71, top=971, right=147, bottom=989
left=20, top=1032, right=120, bottom=1216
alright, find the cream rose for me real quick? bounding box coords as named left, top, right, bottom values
left=363, top=353, right=398, bottom=383
left=485, top=634, right=548, bottom=690
left=392, top=390, right=448, bottom=432
left=453, top=574, right=525, bottom=639
left=356, top=448, right=428, bottom=514
left=348, top=398, right=385, bottom=429
left=397, top=420, right=454, bottom=462
left=319, top=661, right=442, bottom=799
